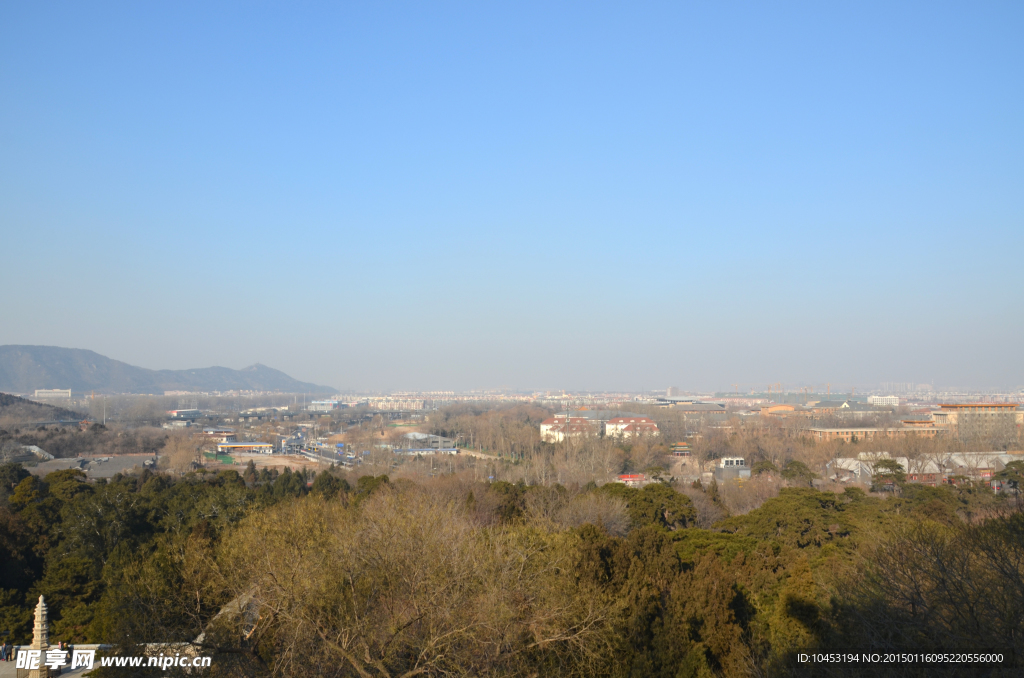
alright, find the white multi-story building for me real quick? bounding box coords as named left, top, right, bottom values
left=371, top=399, right=426, bottom=411
left=309, top=400, right=342, bottom=412
left=34, top=389, right=71, bottom=399
left=867, top=395, right=900, bottom=407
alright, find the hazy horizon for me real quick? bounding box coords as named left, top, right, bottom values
left=2, top=2, right=1022, bottom=392
left=0, top=343, right=1017, bottom=397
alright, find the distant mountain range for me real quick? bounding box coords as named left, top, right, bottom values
left=0, top=346, right=337, bottom=395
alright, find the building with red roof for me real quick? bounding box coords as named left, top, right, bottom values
left=539, top=416, right=600, bottom=442
left=605, top=415, right=660, bottom=439
left=539, top=410, right=660, bottom=442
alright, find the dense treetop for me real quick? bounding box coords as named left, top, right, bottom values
left=0, top=460, right=1020, bottom=677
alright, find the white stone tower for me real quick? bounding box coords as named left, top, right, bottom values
left=29, top=595, right=50, bottom=678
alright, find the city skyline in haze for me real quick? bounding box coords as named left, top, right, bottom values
left=1, top=2, right=1022, bottom=392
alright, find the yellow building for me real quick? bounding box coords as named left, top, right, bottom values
left=805, top=426, right=945, bottom=443
left=759, top=404, right=808, bottom=418
left=933, top=403, right=1021, bottom=442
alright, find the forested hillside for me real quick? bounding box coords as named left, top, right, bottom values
left=1, top=462, right=1021, bottom=677
left=0, top=392, right=84, bottom=426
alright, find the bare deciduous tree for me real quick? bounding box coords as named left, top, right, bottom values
left=221, top=486, right=612, bottom=678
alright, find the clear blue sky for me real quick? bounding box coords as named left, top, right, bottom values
left=1, top=1, right=1021, bottom=392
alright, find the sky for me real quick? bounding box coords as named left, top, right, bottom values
left=1, top=1, right=1022, bottom=393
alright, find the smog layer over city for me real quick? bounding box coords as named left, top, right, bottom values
left=1, top=3, right=1021, bottom=677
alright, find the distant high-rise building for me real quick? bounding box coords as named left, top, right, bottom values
left=667, top=386, right=680, bottom=397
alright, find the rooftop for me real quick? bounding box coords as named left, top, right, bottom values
left=806, top=427, right=944, bottom=432
left=554, top=410, right=646, bottom=419
left=938, top=403, right=1019, bottom=409
left=30, top=454, right=159, bottom=479
left=671, top=403, right=726, bottom=411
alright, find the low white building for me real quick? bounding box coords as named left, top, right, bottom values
left=604, top=416, right=660, bottom=438
left=398, top=432, right=458, bottom=454
left=539, top=416, right=600, bottom=443
left=168, top=409, right=203, bottom=420
left=540, top=410, right=658, bottom=442
left=203, top=427, right=236, bottom=444
left=714, top=457, right=750, bottom=482
left=867, top=395, right=900, bottom=407
left=216, top=442, right=274, bottom=455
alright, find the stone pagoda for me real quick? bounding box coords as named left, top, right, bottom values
left=29, top=595, right=51, bottom=678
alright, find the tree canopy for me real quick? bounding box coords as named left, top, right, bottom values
left=0, top=460, right=1021, bottom=677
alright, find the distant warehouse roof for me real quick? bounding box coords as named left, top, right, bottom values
left=30, top=454, right=158, bottom=480
left=672, top=403, right=727, bottom=412
left=938, top=403, right=1019, bottom=409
